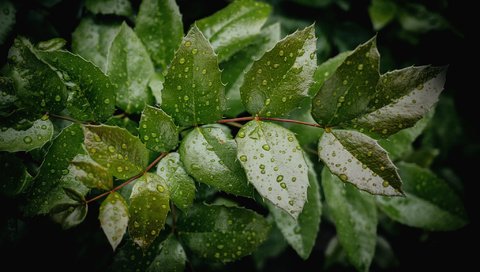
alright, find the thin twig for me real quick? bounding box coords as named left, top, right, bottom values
left=85, top=152, right=168, bottom=204
left=217, top=116, right=324, bottom=128
left=48, top=113, right=85, bottom=124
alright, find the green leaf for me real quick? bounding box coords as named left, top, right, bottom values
left=196, top=0, right=272, bottom=61
left=83, top=125, right=149, bottom=179
left=146, top=235, right=187, bottom=272
left=236, top=120, right=309, bottom=218
left=221, top=22, right=281, bottom=117
left=85, top=0, right=133, bottom=17
left=319, top=129, right=403, bottom=196
left=177, top=203, right=270, bottom=262
left=346, top=66, right=446, bottom=137
left=0, top=76, right=17, bottom=115
left=51, top=203, right=88, bottom=230
left=99, top=192, right=129, bottom=251
left=156, top=152, right=196, bottom=210
left=290, top=0, right=333, bottom=7
left=0, top=153, right=32, bottom=196
left=377, top=162, right=468, bottom=231
left=368, top=0, right=397, bottom=31
left=24, top=124, right=87, bottom=216
left=38, top=50, right=116, bottom=122
left=107, top=23, right=155, bottom=114
left=378, top=111, right=432, bottom=161
left=322, top=168, right=377, bottom=272
left=8, top=37, right=67, bottom=114
left=105, top=115, right=139, bottom=136
left=72, top=17, right=120, bottom=72
left=0, top=118, right=53, bottom=152
left=149, top=72, right=164, bottom=105
left=268, top=156, right=321, bottom=259
left=309, top=51, right=349, bottom=96
left=252, top=222, right=288, bottom=270
left=162, top=25, right=225, bottom=127
left=398, top=4, right=449, bottom=33
left=240, top=25, right=317, bottom=117
left=71, top=154, right=113, bottom=190
left=180, top=125, right=253, bottom=197
left=135, top=0, right=184, bottom=70
left=36, top=38, right=67, bottom=52
left=139, top=105, right=178, bottom=152
left=311, top=37, right=379, bottom=127
left=0, top=0, right=15, bottom=45
left=129, top=173, right=170, bottom=250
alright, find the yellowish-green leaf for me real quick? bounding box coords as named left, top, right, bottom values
left=100, top=192, right=129, bottom=250
left=139, top=105, right=178, bottom=152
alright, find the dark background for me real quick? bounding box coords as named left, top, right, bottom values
left=0, top=0, right=475, bottom=271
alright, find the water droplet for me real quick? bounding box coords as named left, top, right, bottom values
left=276, top=175, right=284, bottom=182
left=339, top=174, right=348, bottom=181
left=23, top=136, right=32, bottom=144
left=104, top=98, right=110, bottom=104
left=185, top=41, right=191, bottom=47
left=280, top=182, right=287, bottom=189
left=202, top=69, right=206, bottom=74
left=239, top=155, right=247, bottom=162
left=108, top=145, right=115, bottom=153
left=121, top=143, right=128, bottom=149
left=217, top=244, right=224, bottom=249
left=151, top=230, right=156, bottom=235
left=343, top=79, right=348, bottom=85
left=273, top=63, right=280, bottom=68
left=179, top=58, right=185, bottom=64
left=382, top=129, right=388, bottom=135
left=237, top=131, right=245, bottom=138
left=117, top=166, right=123, bottom=173
left=192, top=48, right=198, bottom=54
left=265, top=98, right=271, bottom=105
left=279, top=50, right=284, bottom=56
left=262, top=79, right=268, bottom=86
left=310, top=52, right=315, bottom=59
left=357, top=64, right=364, bottom=70
left=183, top=95, right=189, bottom=101
left=144, top=135, right=150, bottom=141
left=288, top=200, right=294, bottom=206
left=382, top=181, right=390, bottom=187
left=282, top=97, right=287, bottom=102
left=262, top=144, right=270, bottom=151
left=157, top=185, right=165, bottom=192
left=177, top=85, right=182, bottom=91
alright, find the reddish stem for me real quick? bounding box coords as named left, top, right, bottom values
left=85, top=152, right=168, bottom=204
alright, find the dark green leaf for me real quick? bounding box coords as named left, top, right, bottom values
left=240, top=25, right=317, bottom=117
left=398, top=4, right=449, bottom=33
left=177, top=203, right=270, bottom=262
left=139, top=105, right=178, bottom=152
left=322, top=168, right=377, bottom=272
left=129, top=173, right=170, bottom=250
left=221, top=23, right=281, bottom=117
left=24, top=124, right=86, bottom=216
left=36, top=38, right=66, bottom=51
left=0, top=76, right=17, bottom=115
left=146, top=235, right=186, bottom=272
left=236, top=120, right=309, bottom=218
left=196, top=0, right=272, bottom=61
left=377, top=162, right=468, bottom=231
left=308, top=51, right=349, bottom=96
left=0, top=118, right=53, bottom=152
left=83, top=125, right=149, bottom=179
left=8, top=37, right=67, bottom=114
left=312, top=37, right=379, bottom=127
left=319, top=129, right=403, bottom=196
left=38, top=50, right=116, bottom=121
left=63, top=186, right=85, bottom=202
left=268, top=156, right=321, bottom=259
left=0, top=0, right=15, bottom=45
left=105, top=115, right=139, bottom=136
left=290, top=0, right=333, bottom=7
left=149, top=72, right=164, bottom=105
left=346, top=66, right=446, bottom=137
left=71, top=154, right=113, bottom=190
left=368, top=0, right=397, bottom=30
left=162, top=25, right=225, bottom=126
left=107, top=23, right=154, bottom=114
left=180, top=125, right=253, bottom=197
left=85, top=0, right=132, bottom=17
left=51, top=203, right=88, bottom=229
left=0, top=153, right=32, bottom=196
left=156, top=152, right=195, bottom=210
left=72, top=17, right=120, bottom=71
left=252, top=222, right=288, bottom=270
left=100, top=192, right=129, bottom=250
left=135, top=0, right=184, bottom=70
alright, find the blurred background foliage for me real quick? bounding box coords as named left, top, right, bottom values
left=0, top=0, right=474, bottom=271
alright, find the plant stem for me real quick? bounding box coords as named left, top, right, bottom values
left=217, top=116, right=324, bottom=128
left=48, top=113, right=85, bottom=124
left=85, top=152, right=168, bottom=204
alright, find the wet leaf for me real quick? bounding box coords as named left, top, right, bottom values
left=0, top=76, right=17, bottom=115
left=38, top=50, right=116, bottom=121
left=162, top=25, right=225, bottom=126
left=180, top=125, right=253, bottom=197
left=100, top=192, right=129, bottom=251
left=377, top=162, right=468, bottom=231
left=268, top=156, right=321, bottom=259
left=85, top=0, right=132, bottom=17
left=83, top=125, right=149, bottom=179
left=0, top=118, right=53, bottom=152
left=139, top=105, right=178, bottom=152
left=240, top=25, right=317, bottom=117
left=107, top=23, right=154, bottom=114
left=156, top=152, right=195, bottom=210
left=221, top=23, right=281, bottom=117
left=129, top=173, right=170, bottom=250
left=0, top=153, right=32, bottom=196
left=196, top=0, right=272, bottom=61
left=71, top=154, right=113, bottom=190
left=105, top=115, right=139, bottom=136
left=146, top=235, right=186, bottom=272
left=51, top=202, right=88, bottom=229
left=322, top=168, right=377, bottom=272
left=8, top=37, right=67, bottom=114
left=309, top=51, right=349, bottom=96
left=236, top=120, right=309, bottom=219
left=311, top=37, right=379, bottom=127
left=368, top=0, right=397, bottom=30
left=36, top=38, right=66, bottom=52
left=0, top=0, right=15, bottom=45
left=72, top=17, right=120, bottom=71
left=135, top=0, right=183, bottom=70
left=177, top=203, right=270, bottom=263
left=319, top=129, right=403, bottom=196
